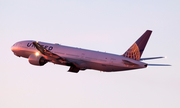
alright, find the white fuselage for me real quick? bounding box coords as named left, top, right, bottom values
left=11, top=40, right=147, bottom=72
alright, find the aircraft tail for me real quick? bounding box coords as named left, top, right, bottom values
left=123, top=30, right=152, bottom=61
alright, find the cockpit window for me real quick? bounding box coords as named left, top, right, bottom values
left=13, top=43, right=16, bottom=46
left=13, top=42, right=20, bottom=47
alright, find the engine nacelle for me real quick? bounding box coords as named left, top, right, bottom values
left=28, top=54, right=47, bottom=66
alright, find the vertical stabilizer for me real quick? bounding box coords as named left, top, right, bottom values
left=123, top=30, right=152, bottom=61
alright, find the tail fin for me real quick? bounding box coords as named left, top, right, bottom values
left=123, top=30, right=152, bottom=61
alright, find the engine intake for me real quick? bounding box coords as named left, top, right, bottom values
left=28, top=54, right=47, bottom=66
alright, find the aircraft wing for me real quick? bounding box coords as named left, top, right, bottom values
left=32, top=41, right=80, bottom=73
left=33, top=41, right=65, bottom=61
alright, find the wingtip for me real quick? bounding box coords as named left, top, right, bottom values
left=147, top=30, right=152, bottom=32
left=32, top=41, right=39, bottom=43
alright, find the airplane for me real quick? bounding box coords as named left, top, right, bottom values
left=11, top=30, right=170, bottom=73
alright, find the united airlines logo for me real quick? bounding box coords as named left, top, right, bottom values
left=27, top=43, right=53, bottom=51
left=123, top=43, right=140, bottom=60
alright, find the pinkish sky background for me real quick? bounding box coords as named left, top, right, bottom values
left=1, top=0, right=180, bottom=108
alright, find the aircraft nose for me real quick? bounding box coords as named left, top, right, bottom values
left=11, top=44, right=16, bottom=52
left=11, top=43, right=20, bottom=57
left=11, top=45, right=14, bottom=52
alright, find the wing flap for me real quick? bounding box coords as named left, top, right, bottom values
left=68, top=65, right=80, bottom=73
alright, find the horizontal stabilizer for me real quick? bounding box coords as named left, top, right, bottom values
left=140, top=56, right=164, bottom=61
left=148, top=64, right=171, bottom=66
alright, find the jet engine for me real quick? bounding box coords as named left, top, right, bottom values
left=28, top=53, right=47, bottom=66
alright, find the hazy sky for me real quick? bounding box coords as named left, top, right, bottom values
left=1, top=0, right=180, bottom=108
